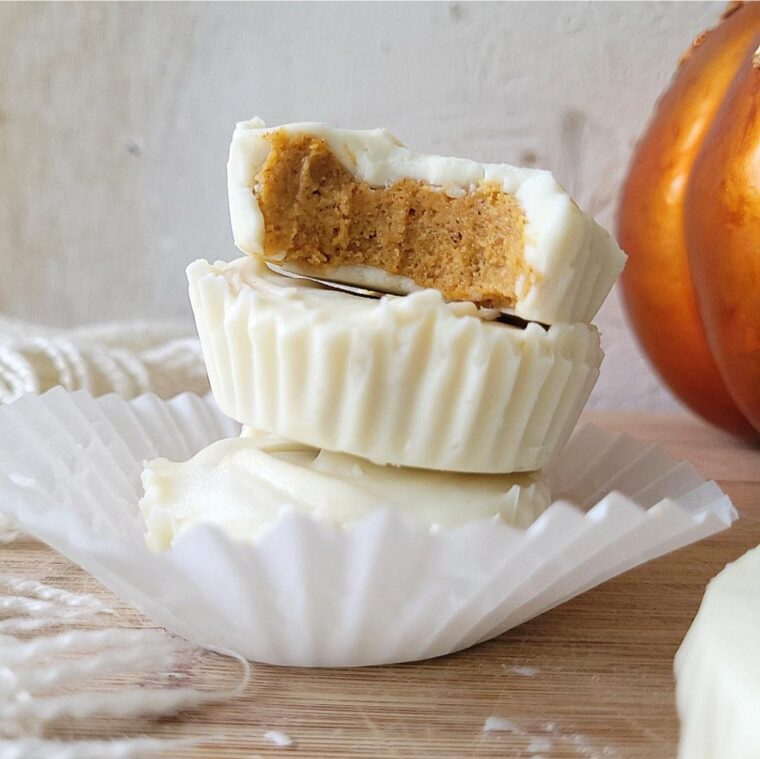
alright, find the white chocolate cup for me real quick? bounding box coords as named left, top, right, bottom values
left=227, top=118, right=627, bottom=325
left=140, top=433, right=551, bottom=551
left=675, top=545, right=760, bottom=759
left=188, top=257, right=604, bottom=474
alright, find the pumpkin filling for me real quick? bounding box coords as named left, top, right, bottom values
left=253, top=130, right=531, bottom=310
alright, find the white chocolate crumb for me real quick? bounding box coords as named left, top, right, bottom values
left=444, top=183, right=466, bottom=198
left=483, top=716, right=523, bottom=734
left=264, top=730, right=294, bottom=747
left=508, top=664, right=539, bottom=677
left=528, top=736, right=552, bottom=752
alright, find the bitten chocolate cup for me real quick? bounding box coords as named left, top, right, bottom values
left=227, top=119, right=626, bottom=325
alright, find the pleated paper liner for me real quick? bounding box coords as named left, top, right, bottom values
left=0, top=388, right=736, bottom=667
left=188, top=257, right=603, bottom=474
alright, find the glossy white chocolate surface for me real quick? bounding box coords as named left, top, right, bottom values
left=227, top=118, right=626, bottom=324
left=140, top=431, right=550, bottom=550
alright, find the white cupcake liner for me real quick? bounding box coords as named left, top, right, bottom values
left=0, top=388, right=736, bottom=667
left=188, top=257, right=603, bottom=473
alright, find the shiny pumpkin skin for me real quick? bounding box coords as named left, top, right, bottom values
left=686, top=42, right=760, bottom=433
left=617, top=3, right=760, bottom=437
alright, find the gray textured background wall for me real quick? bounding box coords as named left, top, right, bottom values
left=0, top=1, right=721, bottom=409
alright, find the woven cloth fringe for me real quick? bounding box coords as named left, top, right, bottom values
left=0, top=316, right=209, bottom=406
left=0, top=576, right=249, bottom=755
left=0, top=319, right=247, bottom=755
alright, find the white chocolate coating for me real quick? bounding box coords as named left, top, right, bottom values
left=187, top=256, right=603, bottom=473
left=140, top=432, right=550, bottom=550
left=227, top=118, right=626, bottom=325
left=675, top=544, right=760, bottom=759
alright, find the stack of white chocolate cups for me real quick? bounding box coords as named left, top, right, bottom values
left=0, top=120, right=741, bottom=670
left=145, top=119, right=627, bottom=548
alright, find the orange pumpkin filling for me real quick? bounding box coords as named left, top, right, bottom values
left=253, top=130, right=531, bottom=309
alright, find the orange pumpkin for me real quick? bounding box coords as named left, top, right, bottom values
left=617, top=2, right=760, bottom=438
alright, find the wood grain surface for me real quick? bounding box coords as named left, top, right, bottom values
left=3, top=411, right=759, bottom=758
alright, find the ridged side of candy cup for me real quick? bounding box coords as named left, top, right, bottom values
left=187, top=257, right=603, bottom=474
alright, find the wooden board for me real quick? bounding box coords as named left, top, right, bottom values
left=3, top=411, right=760, bottom=757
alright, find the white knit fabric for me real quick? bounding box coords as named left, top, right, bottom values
left=0, top=317, right=231, bottom=756
left=0, top=316, right=210, bottom=545
left=0, top=316, right=209, bottom=405
left=0, top=575, right=249, bottom=755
